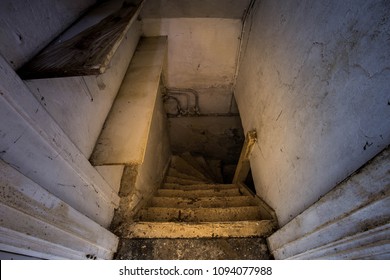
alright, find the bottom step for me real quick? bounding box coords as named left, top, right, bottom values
left=123, top=220, right=276, bottom=238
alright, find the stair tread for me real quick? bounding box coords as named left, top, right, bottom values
left=137, top=206, right=265, bottom=222
left=162, top=183, right=239, bottom=190
left=149, top=196, right=257, bottom=208
left=18, top=0, right=144, bottom=79
left=157, top=188, right=244, bottom=198
left=170, top=156, right=212, bottom=181
left=123, top=220, right=276, bottom=238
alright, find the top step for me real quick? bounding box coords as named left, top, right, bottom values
left=18, top=0, right=144, bottom=79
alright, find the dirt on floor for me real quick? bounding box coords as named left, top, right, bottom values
left=115, top=238, right=273, bottom=260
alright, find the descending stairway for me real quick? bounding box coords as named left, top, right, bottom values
left=120, top=153, right=277, bottom=238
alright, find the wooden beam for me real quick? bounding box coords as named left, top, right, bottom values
left=18, top=0, right=145, bottom=79
left=232, top=130, right=257, bottom=183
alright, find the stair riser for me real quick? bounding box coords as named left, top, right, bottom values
left=137, top=207, right=264, bottom=222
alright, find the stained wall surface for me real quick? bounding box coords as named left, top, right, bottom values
left=141, top=1, right=247, bottom=162
left=235, top=0, right=390, bottom=226
left=0, top=0, right=94, bottom=69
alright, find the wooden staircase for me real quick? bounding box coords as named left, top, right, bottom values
left=118, top=153, right=277, bottom=238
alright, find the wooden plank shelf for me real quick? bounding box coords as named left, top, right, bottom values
left=18, top=0, right=144, bottom=79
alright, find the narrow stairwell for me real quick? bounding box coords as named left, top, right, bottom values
left=115, top=153, right=277, bottom=259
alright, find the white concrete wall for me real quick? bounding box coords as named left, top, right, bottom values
left=143, top=18, right=241, bottom=114
left=142, top=15, right=245, bottom=160
left=141, top=0, right=251, bottom=19
left=235, top=0, right=390, bottom=226
left=0, top=0, right=95, bottom=69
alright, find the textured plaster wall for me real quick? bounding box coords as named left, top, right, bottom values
left=142, top=17, right=241, bottom=113
left=0, top=0, right=94, bottom=69
left=235, top=0, right=390, bottom=226
left=142, top=17, right=244, bottom=160
left=141, top=0, right=251, bottom=19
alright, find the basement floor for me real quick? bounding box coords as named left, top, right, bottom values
left=115, top=238, right=272, bottom=260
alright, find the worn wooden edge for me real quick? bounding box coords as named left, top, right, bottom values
left=18, top=0, right=145, bottom=79
left=232, top=130, right=257, bottom=184
left=122, top=220, right=276, bottom=238
left=136, top=206, right=265, bottom=223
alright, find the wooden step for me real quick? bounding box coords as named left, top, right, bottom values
left=167, top=168, right=211, bottom=182
left=170, top=156, right=212, bottom=182
left=162, top=183, right=240, bottom=191
left=156, top=188, right=244, bottom=198
left=18, top=0, right=145, bottom=79
left=136, top=206, right=264, bottom=222
left=123, top=220, right=276, bottom=238
left=148, top=196, right=258, bottom=208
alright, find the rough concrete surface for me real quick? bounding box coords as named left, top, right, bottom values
left=235, top=0, right=390, bottom=226
left=115, top=238, right=272, bottom=260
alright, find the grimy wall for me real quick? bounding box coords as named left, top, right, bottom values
left=235, top=0, right=390, bottom=226
left=0, top=0, right=94, bottom=70
left=141, top=0, right=250, bottom=163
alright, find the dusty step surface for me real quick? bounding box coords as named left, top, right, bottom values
left=136, top=206, right=265, bottom=222
left=122, top=220, right=276, bottom=238
left=156, top=188, right=244, bottom=197
left=115, top=237, right=272, bottom=260
left=162, top=183, right=239, bottom=190
left=148, top=196, right=258, bottom=208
